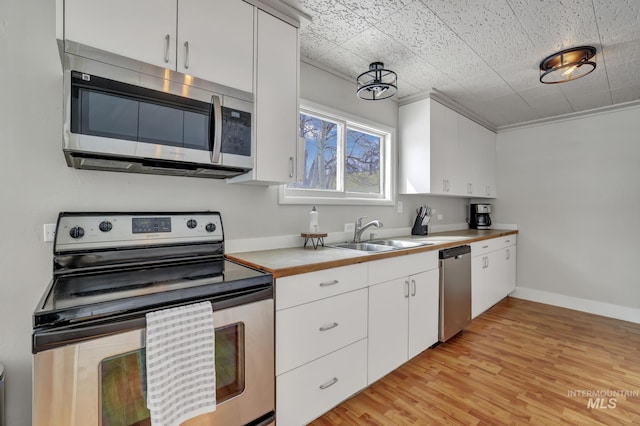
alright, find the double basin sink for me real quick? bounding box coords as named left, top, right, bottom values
left=329, top=239, right=433, bottom=253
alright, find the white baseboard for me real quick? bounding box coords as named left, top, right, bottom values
left=510, top=287, right=640, bottom=324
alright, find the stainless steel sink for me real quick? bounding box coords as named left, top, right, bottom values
left=329, top=239, right=431, bottom=253
left=329, top=242, right=395, bottom=252
left=369, top=239, right=433, bottom=249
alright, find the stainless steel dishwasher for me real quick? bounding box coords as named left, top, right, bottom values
left=439, top=245, right=472, bottom=342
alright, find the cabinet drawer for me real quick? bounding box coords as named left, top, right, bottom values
left=277, top=339, right=367, bottom=426
left=369, top=251, right=438, bottom=285
left=471, top=235, right=517, bottom=257
left=276, top=263, right=367, bottom=310
left=276, top=288, right=368, bottom=375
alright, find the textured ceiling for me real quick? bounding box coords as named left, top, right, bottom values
left=282, top=0, right=640, bottom=129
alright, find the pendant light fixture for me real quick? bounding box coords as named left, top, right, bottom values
left=539, top=46, right=597, bottom=84
left=356, top=62, right=397, bottom=100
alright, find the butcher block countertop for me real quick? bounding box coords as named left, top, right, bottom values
left=226, top=229, right=518, bottom=279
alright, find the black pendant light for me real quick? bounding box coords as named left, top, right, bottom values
left=539, top=46, right=597, bottom=84
left=356, top=62, right=397, bottom=100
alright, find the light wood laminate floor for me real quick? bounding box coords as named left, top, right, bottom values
left=310, top=297, right=640, bottom=425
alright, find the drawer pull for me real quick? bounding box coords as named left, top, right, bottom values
left=319, top=322, right=339, bottom=332
left=505, top=239, right=511, bottom=243
left=319, top=280, right=339, bottom=287
left=319, top=377, right=339, bottom=390
left=482, top=245, right=489, bottom=249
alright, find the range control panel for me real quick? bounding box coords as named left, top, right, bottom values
left=54, top=212, right=223, bottom=252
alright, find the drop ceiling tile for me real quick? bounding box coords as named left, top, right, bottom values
left=475, top=93, right=541, bottom=125
left=456, top=70, right=516, bottom=99
left=393, top=54, right=465, bottom=93
left=517, top=84, right=569, bottom=106
left=299, top=27, right=338, bottom=60
left=606, top=58, right=640, bottom=90
left=299, top=1, right=373, bottom=45
left=376, top=2, right=482, bottom=81
left=425, top=0, right=534, bottom=66
left=530, top=99, right=575, bottom=118
left=508, top=0, right=600, bottom=50
left=316, top=45, right=368, bottom=78
left=610, top=85, right=640, bottom=104
left=396, top=78, right=422, bottom=98
left=341, top=28, right=415, bottom=66
left=593, top=0, right=640, bottom=44
left=557, top=66, right=610, bottom=98
left=338, top=0, right=414, bottom=25
left=565, top=89, right=614, bottom=112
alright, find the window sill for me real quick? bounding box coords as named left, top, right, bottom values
left=278, top=187, right=395, bottom=206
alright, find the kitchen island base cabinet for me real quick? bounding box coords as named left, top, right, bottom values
left=276, top=339, right=367, bottom=426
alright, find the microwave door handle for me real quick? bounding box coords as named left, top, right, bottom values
left=210, top=95, right=223, bottom=164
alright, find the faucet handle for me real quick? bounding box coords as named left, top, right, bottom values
left=356, top=216, right=367, bottom=226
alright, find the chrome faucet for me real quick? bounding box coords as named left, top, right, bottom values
left=353, top=216, right=383, bottom=242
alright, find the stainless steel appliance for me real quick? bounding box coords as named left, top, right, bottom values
left=62, top=42, right=254, bottom=179
left=439, top=245, right=472, bottom=342
left=468, top=203, right=492, bottom=230
left=32, top=212, right=274, bottom=426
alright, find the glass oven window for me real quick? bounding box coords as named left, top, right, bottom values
left=99, top=323, right=245, bottom=426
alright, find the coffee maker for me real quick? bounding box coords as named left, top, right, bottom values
left=469, top=204, right=492, bottom=229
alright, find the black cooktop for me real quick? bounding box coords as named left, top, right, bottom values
left=34, top=259, right=271, bottom=328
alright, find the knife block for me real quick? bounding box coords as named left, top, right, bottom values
left=411, top=215, right=428, bottom=236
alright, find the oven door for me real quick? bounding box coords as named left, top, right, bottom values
left=33, top=298, right=274, bottom=426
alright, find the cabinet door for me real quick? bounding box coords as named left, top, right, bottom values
left=504, top=246, right=516, bottom=295
left=471, top=255, right=487, bottom=319
left=408, top=269, right=439, bottom=359
left=484, top=250, right=506, bottom=310
left=368, top=278, right=409, bottom=384
left=478, top=125, right=497, bottom=197
left=177, top=0, right=253, bottom=92
left=65, top=0, right=177, bottom=69
left=430, top=100, right=459, bottom=195
left=253, top=10, right=299, bottom=183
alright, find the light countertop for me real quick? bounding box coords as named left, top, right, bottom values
left=227, top=229, right=517, bottom=278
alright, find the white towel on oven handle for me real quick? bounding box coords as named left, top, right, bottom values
left=145, top=301, right=216, bottom=426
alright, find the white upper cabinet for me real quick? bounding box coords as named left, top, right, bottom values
left=65, top=0, right=178, bottom=69
left=399, top=98, right=497, bottom=197
left=177, top=0, right=254, bottom=93
left=64, top=0, right=254, bottom=93
left=231, top=9, right=299, bottom=184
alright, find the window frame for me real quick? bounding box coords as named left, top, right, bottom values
left=279, top=100, right=395, bottom=206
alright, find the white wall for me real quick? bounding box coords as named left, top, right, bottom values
left=0, top=2, right=467, bottom=424
left=495, top=105, right=640, bottom=319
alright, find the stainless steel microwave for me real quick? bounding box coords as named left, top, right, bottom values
left=62, top=45, right=254, bottom=179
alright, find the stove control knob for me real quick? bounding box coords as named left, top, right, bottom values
left=205, top=223, right=216, bottom=233
left=99, top=221, right=113, bottom=232
left=187, top=219, right=198, bottom=229
left=69, top=226, right=85, bottom=239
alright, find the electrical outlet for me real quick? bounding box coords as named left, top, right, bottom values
left=397, top=201, right=403, bottom=213
left=437, top=214, right=443, bottom=221
left=43, top=223, right=56, bottom=242
left=344, top=223, right=355, bottom=232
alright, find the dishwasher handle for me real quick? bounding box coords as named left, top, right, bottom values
left=439, top=245, right=470, bottom=259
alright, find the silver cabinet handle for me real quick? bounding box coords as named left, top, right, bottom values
left=164, top=34, right=171, bottom=63
left=506, top=249, right=510, bottom=260
left=486, top=257, right=489, bottom=268
left=289, top=156, right=294, bottom=178
left=470, top=183, right=473, bottom=193
left=404, top=280, right=410, bottom=298
left=319, top=322, right=339, bottom=332
left=319, top=280, right=339, bottom=287
left=183, top=41, right=189, bottom=69
left=411, top=279, right=416, bottom=297
left=319, top=377, right=339, bottom=390
left=443, top=179, right=447, bottom=192
left=482, top=245, right=489, bottom=249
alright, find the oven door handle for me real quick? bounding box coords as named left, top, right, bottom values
left=33, top=317, right=145, bottom=354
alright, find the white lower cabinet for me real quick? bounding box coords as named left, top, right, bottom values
left=367, top=252, right=439, bottom=385
left=471, top=236, right=517, bottom=318
left=276, top=339, right=368, bottom=426
left=276, top=288, right=368, bottom=375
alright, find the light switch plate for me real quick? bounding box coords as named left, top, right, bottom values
left=43, top=223, right=56, bottom=242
